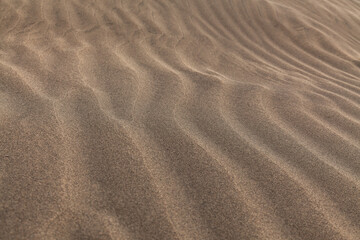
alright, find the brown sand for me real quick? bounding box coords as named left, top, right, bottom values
left=1, top=0, right=360, bottom=239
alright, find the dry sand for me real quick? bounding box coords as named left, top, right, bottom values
left=1, top=0, right=360, bottom=239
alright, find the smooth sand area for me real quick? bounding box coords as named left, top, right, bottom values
left=1, top=0, right=360, bottom=239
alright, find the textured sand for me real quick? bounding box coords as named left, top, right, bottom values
left=1, top=0, right=360, bottom=239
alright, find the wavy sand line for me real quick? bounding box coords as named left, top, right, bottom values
left=1, top=0, right=360, bottom=239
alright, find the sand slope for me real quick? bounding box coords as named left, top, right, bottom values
left=0, top=0, right=360, bottom=239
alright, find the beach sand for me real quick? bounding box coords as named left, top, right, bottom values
left=0, top=0, right=360, bottom=239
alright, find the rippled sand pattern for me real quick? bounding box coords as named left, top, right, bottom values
left=1, top=0, right=360, bottom=239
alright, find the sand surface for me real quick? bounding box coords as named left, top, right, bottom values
left=1, top=0, right=360, bottom=239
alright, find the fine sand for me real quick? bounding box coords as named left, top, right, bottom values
left=1, top=0, right=360, bottom=239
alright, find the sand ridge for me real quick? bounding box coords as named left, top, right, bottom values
left=0, top=0, right=360, bottom=239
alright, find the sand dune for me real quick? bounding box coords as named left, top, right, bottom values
left=0, top=0, right=360, bottom=239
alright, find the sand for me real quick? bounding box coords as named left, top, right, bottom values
left=0, top=0, right=359, bottom=239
